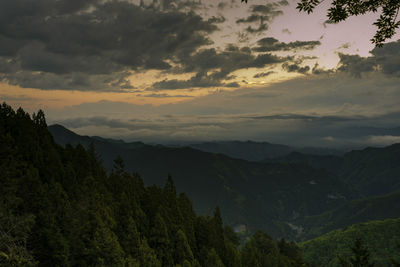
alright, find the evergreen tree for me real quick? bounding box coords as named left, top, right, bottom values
left=224, top=242, right=242, bottom=267
left=338, top=238, right=374, bottom=267
left=204, top=248, right=225, bottom=267
left=112, top=155, right=125, bottom=176
left=178, top=193, right=197, bottom=250
left=392, top=258, right=400, bottom=266
left=149, top=211, right=173, bottom=266
left=212, top=207, right=227, bottom=266
left=241, top=231, right=281, bottom=267
left=117, top=215, right=140, bottom=259
left=391, top=242, right=400, bottom=267
left=174, top=229, right=194, bottom=265
left=277, top=238, right=305, bottom=266
left=138, top=238, right=162, bottom=267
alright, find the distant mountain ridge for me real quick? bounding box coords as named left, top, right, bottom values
left=48, top=124, right=350, bottom=239
left=50, top=124, right=146, bottom=149
left=49, top=125, right=344, bottom=162
left=267, top=144, right=400, bottom=197
left=188, top=140, right=344, bottom=162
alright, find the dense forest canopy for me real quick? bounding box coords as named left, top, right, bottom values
left=0, top=102, right=305, bottom=266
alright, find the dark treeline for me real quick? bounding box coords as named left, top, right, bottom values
left=0, top=102, right=305, bottom=266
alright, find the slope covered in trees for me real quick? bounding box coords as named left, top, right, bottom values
left=296, top=189, right=400, bottom=240
left=0, top=102, right=305, bottom=266
left=300, top=218, right=400, bottom=266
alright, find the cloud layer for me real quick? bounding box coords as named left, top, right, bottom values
left=0, top=0, right=217, bottom=91
left=0, top=0, right=323, bottom=92
left=48, top=66, right=400, bottom=147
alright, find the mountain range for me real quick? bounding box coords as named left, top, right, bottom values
left=48, top=124, right=400, bottom=244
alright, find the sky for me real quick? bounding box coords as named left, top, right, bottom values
left=1, top=0, right=400, bottom=148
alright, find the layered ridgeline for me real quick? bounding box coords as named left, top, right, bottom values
left=0, top=103, right=305, bottom=266
left=268, top=144, right=400, bottom=198
left=49, top=124, right=351, bottom=239
left=189, top=141, right=342, bottom=162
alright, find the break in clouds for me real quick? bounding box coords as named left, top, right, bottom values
left=48, top=61, right=400, bottom=147
left=45, top=37, right=400, bottom=146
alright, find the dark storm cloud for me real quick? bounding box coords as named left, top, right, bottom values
left=0, top=0, right=217, bottom=91
left=237, top=14, right=270, bottom=24
left=151, top=71, right=240, bottom=90
left=150, top=46, right=286, bottom=90
left=337, top=54, right=376, bottom=77
left=56, top=114, right=231, bottom=133
left=278, top=0, right=289, bottom=6
left=152, top=72, right=229, bottom=90
left=0, top=94, right=36, bottom=102
left=253, top=37, right=321, bottom=52
left=217, top=2, right=228, bottom=10
left=253, top=71, right=274, bottom=78
left=242, top=114, right=364, bottom=122
left=58, top=116, right=138, bottom=130
left=208, top=16, right=226, bottom=24
left=182, top=46, right=285, bottom=73
left=311, top=63, right=333, bottom=75
left=236, top=2, right=285, bottom=33
left=140, top=93, right=193, bottom=98
left=250, top=4, right=283, bottom=15
left=1, top=70, right=134, bottom=91
left=243, top=24, right=269, bottom=34
left=282, top=62, right=310, bottom=74
left=338, top=39, right=400, bottom=77
left=370, top=40, right=400, bottom=75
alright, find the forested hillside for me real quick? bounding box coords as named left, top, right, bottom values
left=301, top=218, right=400, bottom=266
left=267, top=144, right=400, bottom=198
left=296, top=189, right=400, bottom=240
left=0, top=103, right=305, bottom=266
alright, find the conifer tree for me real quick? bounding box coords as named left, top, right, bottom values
left=138, top=238, right=162, bottom=267
left=174, top=229, right=194, bottom=265
left=338, top=238, right=374, bottom=267
left=118, top=215, right=140, bottom=258
left=212, top=207, right=227, bottom=265
left=149, top=212, right=173, bottom=266
left=391, top=242, right=400, bottom=266
left=241, top=231, right=281, bottom=267
left=204, top=248, right=225, bottom=267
